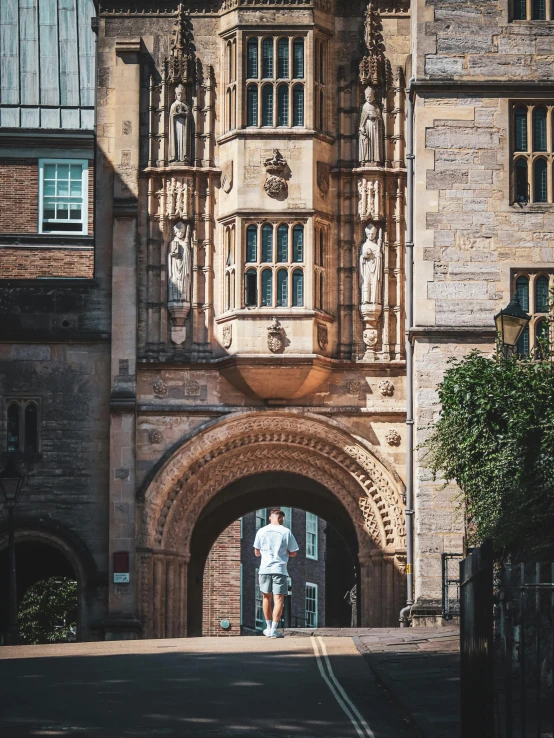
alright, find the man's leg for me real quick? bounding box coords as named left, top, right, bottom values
left=272, top=594, right=285, bottom=625
left=262, top=592, right=273, bottom=624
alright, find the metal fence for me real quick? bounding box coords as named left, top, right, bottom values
left=459, top=540, right=554, bottom=738
left=442, top=551, right=463, bottom=620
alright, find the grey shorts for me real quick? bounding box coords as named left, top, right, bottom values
left=259, top=573, right=288, bottom=595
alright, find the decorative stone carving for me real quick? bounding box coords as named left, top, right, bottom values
left=167, top=221, right=192, bottom=345
left=317, top=162, right=330, bottom=194
left=360, top=223, right=383, bottom=306
left=363, top=328, right=378, bottom=350
left=221, top=160, right=233, bottom=193
left=385, top=429, right=401, bottom=446
left=359, top=2, right=385, bottom=87
left=358, top=178, right=384, bottom=221
left=263, top=150, right=288, bottom=199
left=149, top=429, right=163, bottom=445
left=185, top=379, right=201, bottom=397
left=165, top=177, right=192, bottom=220
left=153, top=379, right=168, bottom=397
left=267, top=317, right=285, bottom=353
left=168, top=85, right=192, bottom=164
left=222, top=324, right=232, bottom=349
left=167, top=2, right=195, bottom=86
left=346, top=379, right=363, bottom=396
left=359, top=86, right=385, bottom=166
left=378, top=379, right=394, bottom=396
left=317, top=323, right=328, bottom=350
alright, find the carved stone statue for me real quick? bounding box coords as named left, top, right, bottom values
left=359, top=86, right=384, bottom=165
left=168, top=85, right=191, bottom=164
left=359, top=223, right=383, bottom=305
left=168, top=221, right=192, bottom=306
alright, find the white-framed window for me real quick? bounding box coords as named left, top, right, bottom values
left=280, top=506, right=292, bottom=530
left=39, top=159, right=89, bottom=235
left=255, top=508, right=266, bottom=530
left=305, top=582, right=318, bottom=628
left=255, top=567, right=264, bottom=630
left=306, top=512, right=318, bottom=560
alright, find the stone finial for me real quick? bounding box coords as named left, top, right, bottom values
left=378, top=379, right=394, bottom=396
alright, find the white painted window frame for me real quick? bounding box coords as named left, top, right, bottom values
left=306, top=511, right=318, bottom=560
left=305, top=582, right=318, bottom=628
left=38, top=158, right=89, bottom=235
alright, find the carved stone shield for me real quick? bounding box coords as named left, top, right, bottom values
left=267, top=318, right=285, bottom=353
left=317, top=162, right=330, bottom=194
left=221, top=160, right=233, bottom=193
left=317, top=323, right=328, bottom=350
left=222, top=324, right=232, bottom=349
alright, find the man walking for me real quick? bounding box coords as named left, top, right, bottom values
left=254, top=508, right=299, bottom=638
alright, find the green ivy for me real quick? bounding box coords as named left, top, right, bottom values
left=425, top=351, right=554, bottom=558
left=19, top=577, right=77, bottom=645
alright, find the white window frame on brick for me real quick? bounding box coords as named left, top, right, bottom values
left=38, top=159, right=89, bottom=235
left=255, top=567, right=264, bottom=630
left=306, top=512, right=318, bottom=560
left=255, top=508, right=266, bottom=530
left=305, top=582, right=318, bottom=628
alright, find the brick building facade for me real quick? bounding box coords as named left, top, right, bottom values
left=1, top=0, right=552, bottom=641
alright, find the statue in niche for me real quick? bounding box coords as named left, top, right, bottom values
left=359, top=86, right=384, bottom=165
left=359, top=223, right=383, bottom=305
left=167, top=221, right=192, bottom=306
left=168, top=84, right=191, bottom=164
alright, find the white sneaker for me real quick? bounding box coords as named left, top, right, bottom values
left=271, top=630, right=284, bottom=638
left=263, top=628, right=271, bottom=637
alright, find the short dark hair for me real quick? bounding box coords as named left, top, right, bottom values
left=269, top=508, right=285, bottom=518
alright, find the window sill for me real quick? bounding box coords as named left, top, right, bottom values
left=0, top=233, right=93, bottom=246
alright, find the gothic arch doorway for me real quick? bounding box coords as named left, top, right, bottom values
left=137, top=412, right=406, bottom=637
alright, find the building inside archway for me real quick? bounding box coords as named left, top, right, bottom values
left=202, top=507, right=356, bottom=637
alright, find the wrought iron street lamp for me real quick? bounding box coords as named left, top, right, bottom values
left=494, top=294, right=531, bottom=357
left=0, top=457, right=24, bottom=645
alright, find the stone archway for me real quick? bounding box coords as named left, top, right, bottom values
left=137, top=412, right=406, bottom=637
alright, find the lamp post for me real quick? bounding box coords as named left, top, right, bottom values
left=0, top=457, right=24, bottom=645
left=494, top=294, right=531, bottom=358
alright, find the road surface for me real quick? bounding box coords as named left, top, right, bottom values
left=0, top=635, right=419, bottom=737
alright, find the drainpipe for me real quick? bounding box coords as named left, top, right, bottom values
left=399, top=76, right=416, bottom=627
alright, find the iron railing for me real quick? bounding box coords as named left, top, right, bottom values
left=442, top=551, right=463, bottom=620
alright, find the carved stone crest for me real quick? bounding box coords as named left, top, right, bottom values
left=346, top=379, right=363, bottom=396
left=263, top=150, right=288, bottom=199
left=378, top=379, right=394, bottom=396
left=317, top=162, right=330, bottom=194
left=222, top=324, right=232, bottom=349
left=165, top=177, right=192, bottom=220
left=221, top=160, right=233, bottom=194
left=363, top=328, right=378, bottom=350
left=385, top=429, right=401, bottom=446
left=317, top=323, right=328, bottom=351
left=153, top=379, right=168, bottom=397
left=267, top=317, right=285, bottom=354
left=185, top=379, right=201, bottom=397
left=149, top=429, right=163, bottom=445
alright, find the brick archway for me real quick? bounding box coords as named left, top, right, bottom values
left=137, top=412, right=406, bottom=636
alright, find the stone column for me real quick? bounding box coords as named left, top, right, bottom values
left=105, top=38, right=142, bottom=640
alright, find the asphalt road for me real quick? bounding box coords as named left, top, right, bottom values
left=0, top=636, right=419, bottom=738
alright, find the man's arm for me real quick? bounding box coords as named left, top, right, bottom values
left=288, top=551, right=297, bottom=558
left=254, top=548, right=261, bottom=557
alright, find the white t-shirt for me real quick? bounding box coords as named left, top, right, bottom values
left=253, top=524, right=299, bottom=575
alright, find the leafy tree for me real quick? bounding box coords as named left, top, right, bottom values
left=425, top=351, right=554, bottom=558
left=19, top=577, right=77, bottom=645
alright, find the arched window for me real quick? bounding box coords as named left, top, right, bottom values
left=7, top=402, right=19, bottom=453
left=277, top=224, right=288, bottom=262
left=262, top=38, right=273, bottom=78
left=247, top=38, right=258, bottom=78
left=246, top=225, right=257, bottom=262
left=24, top=402, right=38, bottom=453
left=292, top=225, right=303, bottom=262
left=536, top=319, right=549, bottom=358
left=319, top=229, right=324, bottom=266
left=292, top=85, right=304, bottom=126
left=262, top=85, right=273, bottom=126
left=533, top=107, right=547, bottom=151
left=277, top=269, right=288, bottom=307
left=517, top=323, right=530, bottom=357
left=292, top=269, right=304, bottom=307
left=319, top=89, right=324, bottom=130
left=516, top=275, right=529, bottom=311
left=225, top=272, right=231, bottom=311
left=262, top=223, right=273, bottom=262
left=534, top=158, right=547, bottom=202
left=247, top=85, right=258, bottom=126
left=293, top=38, right=304, bottom=79
left=261, top=269, right=272, bottom=306
left=319, top=272, right=324, bottom=310
left=278, top=38, right=289, bottom=78
left=515, top=158, right=528, bottom=203
left=513, top=0, right=526, bottom=19
left=319, top=41, right=324, bottom=84
left=535, top=275, right=549, bottom=312
left=245, top=269, right=257, bottom=307
left=514, top=107, right=527, bottom=151
left=277, top=85, right=289, bottom=127
left=532, top=0, right=547, bottom=19
left=226, top=89, right=232, bottom=132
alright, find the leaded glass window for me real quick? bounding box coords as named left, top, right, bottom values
left=536, top=319, right=549, bottom=358
left=515, top=158, right=529, bottom=203
left=7, top=403, right=19, bottom=454
left=247, top=85, right=258, bottom=126
left=293, top=85, right=304, bottom=126
left=6, top=400, right=40, bottom=454
left=261, top=269, right=272, bottom=306
left=532, top=0, right=547, bottom=19
left=262, top=85, right=273, bottom=126
left=293, top=38, right=304, bottom=79
left=292, top=225, right=304, bottom=262
left=534, top=107, right=547, bottom=151
left=514, top=108, right=527, bottom=151
left=262, top=38, right=273, bottom=78
left=534, top=158, right=548, bottom=202
left=536, top=275, right=549, bottom=312
left=245, top=269, right=257, bottom=306
left=292, top=269, right=304, bottom=307
left=246, top=225, right=257, bottom=262
left=277, top=38, right=289, bottom=78
left=277, top=85, right=289, bottom=127
left=512, top=103, right=554, bottom=203
left=277, top=269, right=288, bottom=307
left=262, top=224, right=273, bottom=262
left=247, top=38, right=258, bottom=78
left=512, top=272, right=553, bottom=359
left=516, top=275, right=530, bottom=311
left=513, top=0, right=527, bottom=18
left=517, top=323, right=530, bottom=357
left=277, top=224, right=288, bottom=262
